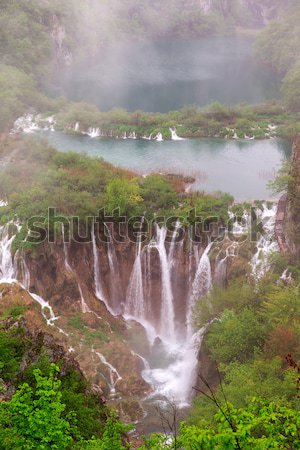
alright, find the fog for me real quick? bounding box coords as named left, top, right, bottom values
left=56, top=35, right=279, bottom=112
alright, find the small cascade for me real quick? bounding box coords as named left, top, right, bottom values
left=74, top=122, right=79, bottom=132
left=131, top=351, right=151, bottom=371
left=94, top=351, right=122, bottom=396
left=142, top=133, right=153, bottom=140
left=215, top=242, right=238, bottom=286
left=168, top=220, right=181, bottom=266
left=0, top=223, right=17, bottom=282
left=154, top=132, right=163, bottom=142
left=0, top=221, right=68, bottom=336
left=86, top=127, right=101, bottom=138
left=78, top=284, right=90, bottom=314
left=128, top=131, right=137, bottom=139
left=169, top=127, right=185, bottom=141
left=62, top=226, right=90, bottom=313
left=251, top=203, right=278, bottom=279
left=155, top=226, right=175, bottom=343
left=14, top=249, right=30, bottom=290
left=125, top=231, right=145, bottom=321
left=104, top=224, right=121, bottom=313
left=188, top=242, right=213, bottom=335
left=29, top=293, right=59, bottom=327
left=279, top=269, right=293, bottom=285
left=92, top=223, right=114, bottom=315
left=215, top=256, right=227, bottom=286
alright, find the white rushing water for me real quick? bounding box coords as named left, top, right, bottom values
left=94, top=350, right=122, bottom=396
left=125, top=232, right=145, bottom=321
left=169, top=127, right=185, bottom=141
left=251, top=203, right=278, bottom=279
left=91, top=223, right=115, bottom=315
left=0, top=202, right=279, bottom=406
left=143, top=326, right=208, bottom=407
left=156, top=226, right=176, bottom=343
left=62, top=225, right=90, bottom=314
left=188, top=242, right=213, bottom=336
left=0, top=222, right=60, bottom=327
left=0, top=223, right=17, bottom=283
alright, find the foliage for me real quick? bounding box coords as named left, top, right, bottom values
left=141, top=398, right=300, bottom=449
left=0, top=364, right=73, bottom=449
left=206, top=309, right=266, bottom=364
left=282, top=61, right=300, bottom=112
left=0, top=328, right=26, bottom=381
left=105, top=178, right=143, bottom=217
left=179, top=399, right=300, bottom=450
left=256, top=5, right=300, bottom=112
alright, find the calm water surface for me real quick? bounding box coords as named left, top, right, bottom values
left=42, top=132, right=291, bottom=200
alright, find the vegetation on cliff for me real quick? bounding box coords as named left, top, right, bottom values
left=256, top=4, right=300, bottom=113
left=0, top=137, right=232, bottom=236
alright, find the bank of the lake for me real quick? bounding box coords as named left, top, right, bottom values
left=39, top=131, right=291, bottom=201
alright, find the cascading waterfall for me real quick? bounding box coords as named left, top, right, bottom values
left=125, top=233, right=145, bottom=321
left=215, top=242, right=238, bottom=286
left=169, top=127, right=185, bottom=141
left=94, top=350, right=122, bottom=396
left=0, top=214, right=66, bottom=332
left=104, top=224, right=121, bottom=313
left=156, top=225, right=176, bottom=343
left=91, top=223, right=115, bottom=315
left=188, top=242, right=213, bottom=335
left=62, top=225, right=90, bottom=314
left=86, top=127, right=101, bottom=138
left=0, top=223, right=17, bottom=282
left=168, top=220, right=181, bottom=266
left=251, top=203, right=278, bottom=279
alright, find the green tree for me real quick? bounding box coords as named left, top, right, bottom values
left=105, top=177, right=143, bottom=216
left=282, top=61, right=300, bottom=112
left=206, top=309, right=265, bottom=364
left=178, top=399, right=300, bottom=449
left=0, top=364, right=74, bottom=449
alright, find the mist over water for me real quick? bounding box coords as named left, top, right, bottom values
left=55, top=37, right=279, bottom=112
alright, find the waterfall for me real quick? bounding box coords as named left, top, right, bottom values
left=251, top=203, right=278, bottom=279
left=0, top=223, right=17, bottom=282
left=62, top=225, right=90, bottom=313
left=143, top=325, right=208, bottom=407
left=86, top=127, right=101, bottom=138
left=104, top=224, right=121, bottom=313
left=215, top=256, right=227, bottom=286
left=125, top=235, right=145, bottom=320
left=188, top=242, right=213, bottom=335
left=156, top=226, right=176, bottom=343
left=94, top=351, right=122, bottom=396
left=92, top=223, right=115, bottom=315
left=62, top=225, right=72, bottom=273
left=29, top=293, right=59, bottom=327
left=14, top=249, right=30, bottom=290
left=168, top=220, right=181, bottom=266
left=154, top=132, right=163, bottom=142
left=215, top=242, right=238, bottom=286
left=169, top=127, right=185, bottom=141
left=131, top=351, right=151, bottom=371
